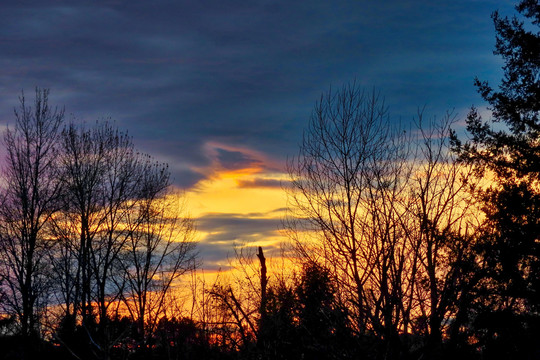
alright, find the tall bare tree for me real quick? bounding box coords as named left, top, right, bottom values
left=408, top=113, right=479, bottom=356
left=48, top=120, right=199, bottom=358
left=50, top=122, right=132, bottom=327
left=286, top=84, right=413, bottom=351
left=0, top=88, right=64, bottom=338
left=119, top=176, right=197, bottom=347
left=286, top=83, right=479, bottom=358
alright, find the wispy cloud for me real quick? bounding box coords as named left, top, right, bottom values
left=236, top=178, right=288, bottom=189
left=196, top=211, right=286, bottom=270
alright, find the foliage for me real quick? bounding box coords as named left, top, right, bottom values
left=453, top=1, right=540, bottom=358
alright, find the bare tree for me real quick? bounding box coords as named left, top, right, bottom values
left=89, top=123, right=146, bottom=329
left=408, top=113, right=479, bottom=356
left=119, top=178, right=197, bottom=347
left=206, top=247, right=265, bottom=352
left=51, top=121, right=135, bottom=329
left=47, top=120, right=199, bottom=358
left=286, top=84, right=413, bottom=349
left=0, top=88, right=64, bottom=338
left=44, top=122, right=142, bottom=359
left=286, top=83, right=479, bottom=358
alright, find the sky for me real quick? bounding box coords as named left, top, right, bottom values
left=0, top=0, right=517, bottom=271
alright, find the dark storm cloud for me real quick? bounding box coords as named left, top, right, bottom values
left=0, top=1, right=514, bottom=188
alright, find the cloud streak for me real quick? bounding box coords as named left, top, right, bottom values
left=196, top=211, right=285, bottom=270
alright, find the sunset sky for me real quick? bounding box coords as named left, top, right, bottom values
left=0, top=0, right=514, bottom=270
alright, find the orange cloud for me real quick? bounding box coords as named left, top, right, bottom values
left=184, top=142, right=290, bottom=271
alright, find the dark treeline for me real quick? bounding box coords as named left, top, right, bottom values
left=0, top=90, right=198, bottom=359
left=0, top=1, right=539, bottom=359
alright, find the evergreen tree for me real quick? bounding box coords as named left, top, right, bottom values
left=454, top=1, right=540, bottom=358
left=295, top=263, right=352, bottom=360
left=457, top=1, right=539, bottom=177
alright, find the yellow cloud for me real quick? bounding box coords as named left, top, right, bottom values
left=187, top=167, right=288, bottom=218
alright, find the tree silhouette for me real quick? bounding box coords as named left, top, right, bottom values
left=453, top=1, right=540, bottom=358
left=286, top=83, right=479, bottom=359
left=48, top=121, right=198, bottom=359
left=295, top=262, right=352, bottom=360
left=119, top=184, right=197, bottom=350
left=0, top=90, right=199, bottom=359
left=286, top=84, right=414, bottom=357
left=0, top=89, right=64, bottom=343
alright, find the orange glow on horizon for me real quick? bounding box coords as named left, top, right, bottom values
left=183, top=142, right=291, bottom=273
